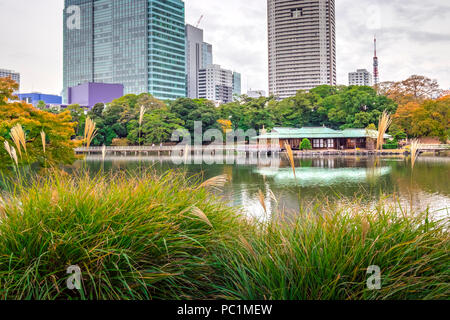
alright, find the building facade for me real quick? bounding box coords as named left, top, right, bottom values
left=185, top=25, right=214, bottom=99
left=63, top=0, right=185, bottom=102
left=232, top=72, right=242, bottom=96
left=202, top=42, right=213, bottom=69
left=268, top=0, right=336, bottom=99
left=0, top=69, right=20, bottom=91
left=186, top=25, right=214, bottom=99
left=68, top=82, right=124, bottom=108
left=18, top=93, right=62, bottom=106
left=349, top=69, right=373, bottom=86
left=198, top=64, right=233, bottom=105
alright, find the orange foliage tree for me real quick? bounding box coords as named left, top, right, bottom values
left=0, top=77, right=80, bottom=166
left=387, top=76, right=449, bottom=143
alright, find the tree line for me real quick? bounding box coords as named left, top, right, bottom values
left=1, top=74, right=448, bottom=162
left=65, top=75, right=447, bottom=146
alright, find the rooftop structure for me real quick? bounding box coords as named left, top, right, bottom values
left=67, top=82, right=124, bottom=108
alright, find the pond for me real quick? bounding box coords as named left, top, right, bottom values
left=72, top=154, right=450, bottom=220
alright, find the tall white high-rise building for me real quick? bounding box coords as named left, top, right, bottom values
left=198, top=64, right=233, bottom=105
left=268, top=0, right=336, bottom=99
left=349, top=69, right=373, bottom=86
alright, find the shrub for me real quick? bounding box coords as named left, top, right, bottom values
left=383, top=141, right=399, bottom=149
left=300, top=138, right=312, bottom=150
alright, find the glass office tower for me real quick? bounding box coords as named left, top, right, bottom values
left=63, top=0, right=185, bottom=102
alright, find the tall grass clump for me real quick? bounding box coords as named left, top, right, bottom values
left=0, top=170, right=448, bottom=300
left=214, top=202, right=449, bottom=300
left=10, top=124, right=27, bottom=159
left=83, top=117, right=97, bottom=149
left=0, top=170, right=248, bottom=300
left=377, top=111, right=392, bottom=150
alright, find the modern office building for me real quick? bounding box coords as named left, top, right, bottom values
left=63, top=0, right=186, bottom=102
left=198, top=64, right=233, bottom=105
left=202, top=42, right=213, bottom=68
left=18, top=93, right=62, bottom=106
left=67, top=82, right=124, bottom=108
left=232, top=72, right=242, bottom=96
left=0, top=69, right=20, bottom=91
left=185, top=24, right=215, bottom=98
left=267, top=0, right=336, bottom=98
left=348, top=69, right=373, bottom=86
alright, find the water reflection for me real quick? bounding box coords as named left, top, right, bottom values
left=255, top=167, right=391, bottom=186
left=70, top=154, right=450, bottom=221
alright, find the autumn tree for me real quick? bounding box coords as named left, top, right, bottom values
left=380, top=75, right=443, bottom=105
left=0, top=78, right=79, bottom=166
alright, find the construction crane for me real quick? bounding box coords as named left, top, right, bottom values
left=196, top=15, right=204, bottom=28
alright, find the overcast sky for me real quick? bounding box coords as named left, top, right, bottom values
left=0, top=0, right=449, bottom=95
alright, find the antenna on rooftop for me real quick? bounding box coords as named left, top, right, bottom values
left=373, top=35, right=379, bottom=87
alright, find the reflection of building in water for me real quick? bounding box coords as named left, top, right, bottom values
left=312, top=158, right=336, bottom=168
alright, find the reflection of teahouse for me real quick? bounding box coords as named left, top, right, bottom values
left=252, top=127, right=392, bottom=150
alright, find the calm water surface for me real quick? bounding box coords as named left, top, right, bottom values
left=75, top=154, right=450, bottom=220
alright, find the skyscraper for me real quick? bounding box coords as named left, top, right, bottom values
left=63, top=0, right=186, bottom=102
left=185, top=24, right=214, bottom=98
left=268, top=0, right=336, bottom=99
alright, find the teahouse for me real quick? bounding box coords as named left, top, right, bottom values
left=252, top=127, right=392, bottom=150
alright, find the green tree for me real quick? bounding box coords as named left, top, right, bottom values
left=36, top=100, right=47, bottom=110
left=127, top=108, right=184, bottom=145
left=300, top=138, right=312, bottom=150
left=169, top=98, right=219, bottom=133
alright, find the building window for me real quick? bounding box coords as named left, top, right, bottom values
left=313, top=139, right=325, bottom=148
left=327, top=139, right=334, bottom=148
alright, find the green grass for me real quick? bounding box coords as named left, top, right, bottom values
left=0, top=169, right=249, bottom=300
left=0, top=170, right=448, bottom=300
left=215, top=203, right=449, bottom=300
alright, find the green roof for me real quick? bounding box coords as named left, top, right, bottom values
left=341, top=129, right=391, bottom=139
left=252, top=127, right=392, bottom=140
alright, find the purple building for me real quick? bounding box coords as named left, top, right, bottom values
left=68, top=82, right=124, bottom=108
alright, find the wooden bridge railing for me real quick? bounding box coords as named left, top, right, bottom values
left=418, top=144, right=450, bottom=151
